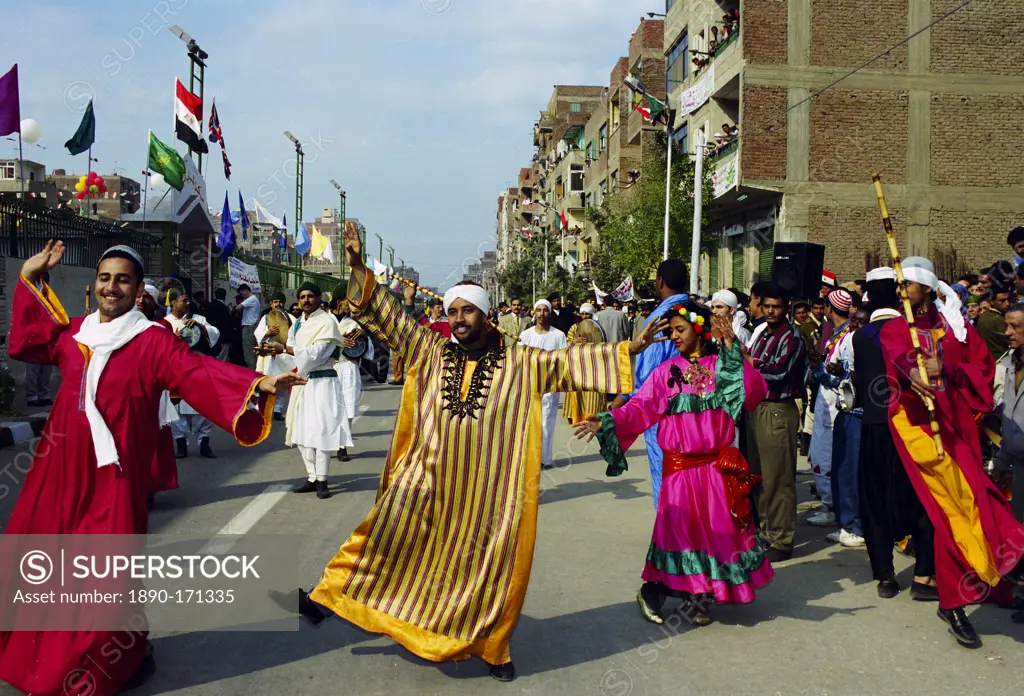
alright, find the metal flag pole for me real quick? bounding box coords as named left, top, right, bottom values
left=689, top=130, right=705, bottom=295
left=871, top=173, right=943, bottom=461
left=17, top=130, right=24, bottom=198
left=142, top=169, right=149, bottom=233
left=662, top=127, right=672, bottom=262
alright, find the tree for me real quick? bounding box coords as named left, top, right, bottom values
left=588, top=130, right=714, bottom=286
left=495, top=233, right=594, bottom=306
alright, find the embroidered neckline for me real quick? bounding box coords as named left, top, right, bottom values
left=440, top=343, right=505, bottom=419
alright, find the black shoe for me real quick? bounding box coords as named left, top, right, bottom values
left=766, top=548, right=792, bottom=563
left=316, top=480, right=332, bottom=499
left=937, top=607, right=981, bottom=648
left=1012, top=609, right=1024, bottom=624
left=910, top=581, right=939, bottom=602
left=273, top=411, right=285, bottom=421
left=1003, top=557, right=1024, bottom=587
left=26, top=400, right=41, bottom=408
left=337, top=448, right=350, bottom=462
left=877, top=578, right=900, bottom=599
left=174, top=437, right=187, bottom=459
left=38, top=398, right=53, bottom=407
left=199, top=438, right=216, bottom=459
left=117, top=643, right=155, bottom=693
left=268, top=588, right=331, bottom=628
left=293, top=479, right=317, bottom=493
left=488, top=661, right=515, bottom=682
left=146, top=493, right=156, bottom=511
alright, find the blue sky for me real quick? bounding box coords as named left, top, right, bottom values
left=4, top=0, right=655, bottom=287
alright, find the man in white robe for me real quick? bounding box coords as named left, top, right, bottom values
left=518, top=299, right=568, bottom=469
left=330, top=291, right=373, bottom=461
left=255, top=290, right=296, bottom=421
left=164, top=289, right=222, bottom=458
left=269, top=282, right=352, bottom=499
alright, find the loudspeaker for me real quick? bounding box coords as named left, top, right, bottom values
left=772, top=242, right=825, bottom=300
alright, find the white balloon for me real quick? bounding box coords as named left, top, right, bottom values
left=150, top=172, right=166, bottom=188
left=20, top=119, right=40, bottom=144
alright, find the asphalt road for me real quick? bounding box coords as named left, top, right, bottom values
left=1, top=380, right=1023, bottom=696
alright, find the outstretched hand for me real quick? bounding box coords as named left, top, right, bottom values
left=21, top=240, right=64, bottom=284
left=572, top=415, right=602, bottom=443
left=259, top=371, right=308, bottom=394
left=628, top=318, right=671, bottom=355
left=710, top=314, right=736, bottom=349
left=343, top=223, right=364, bottom=271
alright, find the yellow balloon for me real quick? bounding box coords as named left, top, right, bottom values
left=75, top=182, right=85, bottom=192
left=79, top=175, right=88, bottom=185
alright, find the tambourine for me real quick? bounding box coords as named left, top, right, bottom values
left=179, top=322, right=203, bottom=348
left=342, top=334, right=369, bottom=360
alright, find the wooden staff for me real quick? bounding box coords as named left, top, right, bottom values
left=387, top=273, right=521, bottom=344
left=85, top=285, right=91, bottom=314
left=871, top=173, right=943, bottom=461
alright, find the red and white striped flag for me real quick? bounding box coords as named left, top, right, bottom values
left=174, top=78, right=209, bottom=154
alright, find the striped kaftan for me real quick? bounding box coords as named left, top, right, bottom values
left=310, top=273, right=634, bottom=665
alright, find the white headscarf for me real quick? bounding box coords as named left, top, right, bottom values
left=710, top=290, right=738, bottom=308
left=579, top=302, right=596, bottom=315
left=144, top=284, right=160, bottom=303
left=903, top=257, right=966, bottom=343
left=442, top=285, right=490, bottom=315
left=533, top=299, right=552, bottom=312
left=73, top=308, right=161, bottom=467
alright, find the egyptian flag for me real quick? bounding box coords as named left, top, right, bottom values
left=174, top=78, right=208, bottom=154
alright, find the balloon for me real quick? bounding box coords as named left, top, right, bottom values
left=75, top=182, right=85, bottom=192
left=150, top=172, right=165, bottom=188
left=76, top=190, right=86, bottom=200
left=19, top=119, right=40, bottom=144
left=98, top=184, right=107, bottom=194
left=89, top=184, right=98, bottom=194
left=79, top=175, right=88, bottom=185
left=95, top=176, right=104, bottom=186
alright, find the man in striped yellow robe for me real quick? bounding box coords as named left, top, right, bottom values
left=282, top=228, right=663, bottom=682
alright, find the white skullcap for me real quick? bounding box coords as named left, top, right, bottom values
left=710, top=290, right=738, bottom=308
left=865, top=267, right=897, bottom=282
left=144, top=284, right=159, bottom=303
left=902, top=257, right=938, bottom=290
left=579, top=302, right=596, bottom=314
left=443, top=284, right=490, bottom=315
left=534, top=299, right=552, bottom=312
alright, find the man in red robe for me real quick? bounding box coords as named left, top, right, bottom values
left=0, top=241, right=304, bottom=696
left=881, top=256, right=1024, bottom=648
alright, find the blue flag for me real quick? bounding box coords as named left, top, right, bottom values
left=279, top=212, right=287, bottom=248
left=217, top=191, right=236, bottom=262
left=294, top=221, right=311, bottom=256
left=238, top=190, right=250, bottom=240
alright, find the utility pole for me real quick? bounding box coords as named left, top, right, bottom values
left=689, top=130, right=705, bottom=295
left=375, top=233, right=383, bottom=261
left=331, top=178, right=353, bottom=266
left=285, top=131, right=304, bottom=268
left=168, top=26, right=207, bottom=175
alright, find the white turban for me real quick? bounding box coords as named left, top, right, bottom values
left=866, top=267, right=897, bottom=282
left=710, top=290, right=738, bottom=308
left=534, top=299, right=552, bottom=312
left=144, top=284, right=159, bottom=303
left=902, top=257, right=938, bottom=290
left=579, top=302, right=596, bottom=315
left=442, top=285, right=490, bottom=315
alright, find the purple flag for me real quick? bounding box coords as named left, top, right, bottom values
left=0, top=64, right=19, bottom=137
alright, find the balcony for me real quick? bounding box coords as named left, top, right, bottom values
left=711, top=148, right=739, bottom=199
left=690, top=16, right=740, bottom=79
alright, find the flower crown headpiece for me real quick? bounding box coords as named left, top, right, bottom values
left=668, top=304, right=713, bottom=341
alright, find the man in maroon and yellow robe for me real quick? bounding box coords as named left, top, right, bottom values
left=0, top=242, right=300, bottom=696
left=881, top=256, right=1024, bottom=648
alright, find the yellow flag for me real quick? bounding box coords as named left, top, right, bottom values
left=309, top=223, right=329, bottom=259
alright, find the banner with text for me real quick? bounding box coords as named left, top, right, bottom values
left=227, top=257, right=261, bottom=292
left=679, top=64, right=715, bottom=116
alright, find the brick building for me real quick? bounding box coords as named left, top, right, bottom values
left=664, top=0, right=1024, bottom=293
left=49, top=169, right=141, bottom=220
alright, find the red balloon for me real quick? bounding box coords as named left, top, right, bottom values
left=95, top=176, right=104, bottom=186
left=98, top=184, right=108, bottom=194
left=75, top=190, right=86, bottom=200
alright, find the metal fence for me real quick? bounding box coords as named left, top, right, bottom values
left=0, top=198, right=160, bottom=267
left=214, top=251, right=348, bottom=294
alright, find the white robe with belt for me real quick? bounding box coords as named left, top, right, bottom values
left=518, top=325, right=568, bottom=465
left=164, top=313, right=220, bottom=417
left=254, top=311, right=297, bottom=375
left=285, top=308, right=353, bottom=450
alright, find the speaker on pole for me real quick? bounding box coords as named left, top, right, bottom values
left=771, top=242, right=825, bottom=300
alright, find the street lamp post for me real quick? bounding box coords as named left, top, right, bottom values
left=285, top=131, right=304, bottom=269
left=374, top=233, right=383, bottom=261
left=168, top=26, right=208, bottom=175
left=386, top=245, right=395, bottom=270
left=330, top=178, right=354, bottom=269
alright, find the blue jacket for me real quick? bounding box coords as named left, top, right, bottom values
left=622, top=293, right=689, bottom=400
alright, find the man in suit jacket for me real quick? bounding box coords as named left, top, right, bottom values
left=497, top=296, right=532, bottom=347
left=594, top=300, right=630, bottom=343
left=995, top=303, right=1024, bottom=523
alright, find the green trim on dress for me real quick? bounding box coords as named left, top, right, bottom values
left=596, top=411, right=629, bottom=477
left=664, top=342, right=746, bottom=421
left=646, top=540, right=768, bottom=586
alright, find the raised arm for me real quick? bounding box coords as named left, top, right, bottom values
left=9, top=241, right=70, bottom=366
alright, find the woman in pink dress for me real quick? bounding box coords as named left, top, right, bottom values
left=574, top=300, right=773, bottom=625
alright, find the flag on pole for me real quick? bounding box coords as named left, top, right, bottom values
left=294, top=222, right=311, bottom=256
left=174, top=78, right=209, bottom=154
left=238, top=190, right=249, bottom=241
left=0, top=64, right=20, bottom=137
left=309, top=223, right=330, bottom=259
left=65, top=99, right=95, bottom=156
left=559, top=209, right=567, bottom=230
left=147, top=130, right=185, bottom=191
left=216, top=191, right=236, bottom=262
left=633, top=92, right=668, bottom=125
left=208, top=99, right=231, bottom=180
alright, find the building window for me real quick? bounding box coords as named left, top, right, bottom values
left=666, top=0, right=674, bottom=10
left=667, top=32, right=688, bottom=93
left=1, top=165, right=13, bottom=179
left=555, top=176, right=564, bottom=199
left=611, top=170, right=619, bottom=192
left=599, top=123, right=608, bottom=151
left=672, top=122, right=689, bottom=156
left=570, top=103, right=581, bottom=113
left=570, top=165, right=584, bottom=193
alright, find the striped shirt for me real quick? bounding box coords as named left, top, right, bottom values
left=749, top=320, right=807, bottom=401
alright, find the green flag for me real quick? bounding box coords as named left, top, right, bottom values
left=64, top=99, right=95, bottom=156
left=148, top=130, right=185, bottom=191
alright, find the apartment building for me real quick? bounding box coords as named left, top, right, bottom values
left=495, top=186, right=520, bottom=270
left=49, top=169, right=141, bottom=219
left=663, top=0, right=1024, bottom=292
